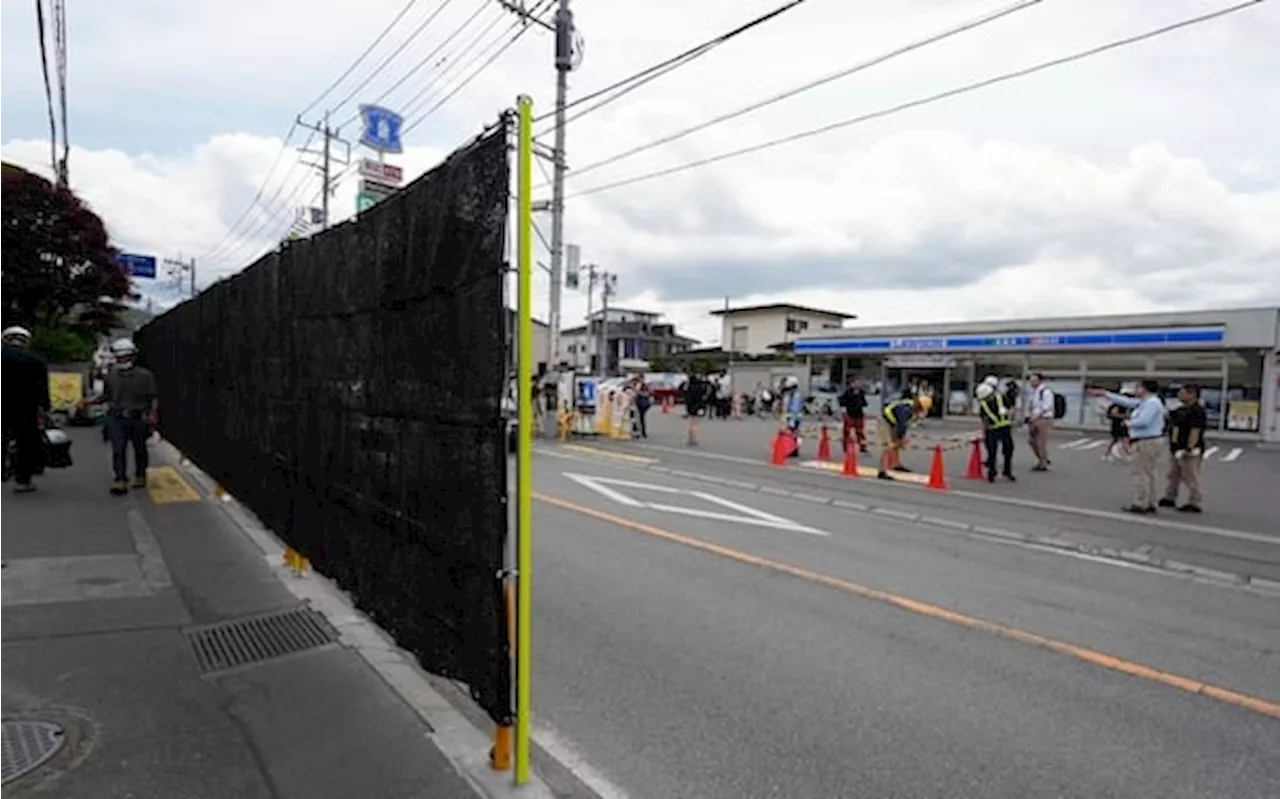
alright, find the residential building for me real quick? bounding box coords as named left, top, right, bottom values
left=711, top=303, right=855, bottom=356
left=504, top=307, right=549, bottom=374
left=563, top=307, right=699, bottom=374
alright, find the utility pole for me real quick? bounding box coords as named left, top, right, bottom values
left=297, top=112, right=351, bottom=230
left=597, top=270, right=617, bottom=376
left=496, top=0, right=578, bottom=370
left=164, top=256, right=197, bottom=298
left=581, top=262, right=599, bottom=371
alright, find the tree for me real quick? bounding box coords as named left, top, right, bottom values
left=2, top=162, right=132, bottom=333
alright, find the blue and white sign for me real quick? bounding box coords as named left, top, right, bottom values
left=794, top=326, right=1227, bottom=355
left=115, top=252, right=157, bottom=279
left=576, top=377, right=598, bottom=409
left=358, top=105, right=404, bottom=154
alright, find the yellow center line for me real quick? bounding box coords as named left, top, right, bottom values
left=533, top=491, right=1280, bottom=720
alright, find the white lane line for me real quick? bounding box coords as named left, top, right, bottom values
left=562, top=473, right=645, bottom=506
left=1203, top=446, right=1220, bottom=460
left=1221, top=447, right=1243, bottom=463
left=1078, top=440, right=1107, bottom=450
left=1059, top=439, right=1091, bottom=449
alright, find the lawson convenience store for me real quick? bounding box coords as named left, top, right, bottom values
left=793, top=307, right=1280, bottom=442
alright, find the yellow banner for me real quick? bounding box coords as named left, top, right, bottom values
left=48, top=371, right=85, bottom=411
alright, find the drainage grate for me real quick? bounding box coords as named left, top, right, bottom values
left=2, top=720, right=66, bottom=784
left=184, top=605, right=337, bottom=675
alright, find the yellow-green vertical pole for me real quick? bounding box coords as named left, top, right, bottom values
left=513, top=94, right=535, bottom=786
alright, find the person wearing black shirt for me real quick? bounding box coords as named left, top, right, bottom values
left=2, top=326, right=51, bottom=493
left=838, top=378, right=868, bottom=454
left=1103, top=396, right=1132, bottom=461
left=1160, top=384, right=1207, bottom=512
left=683, top=374, right=706, bottom=446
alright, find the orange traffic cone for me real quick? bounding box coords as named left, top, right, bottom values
left=842, top=446, right=859, bottom=478
left=965, top=439, right=985, bottom=480
left=927, top=444, right=948, bottom=491
left=770, top=429, right=791, bottom=466
left=817, top=426, right=832, bottom=461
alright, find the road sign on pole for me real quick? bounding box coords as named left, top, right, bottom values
left=116, top=253, right=157, bottom=279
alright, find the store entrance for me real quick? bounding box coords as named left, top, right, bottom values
left=897, top=368, right=947, bottom=418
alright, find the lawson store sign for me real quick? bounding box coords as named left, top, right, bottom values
left=794, top=326, right=1226, bottom=355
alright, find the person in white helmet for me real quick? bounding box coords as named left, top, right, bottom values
left=976, top=381, right=1016, bottom=482
left=78, top=338, right=159, bottom=494
left=2, top=326, right=51, bottom=493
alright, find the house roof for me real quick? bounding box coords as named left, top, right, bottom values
left=710, top=302, right=855, bottom=320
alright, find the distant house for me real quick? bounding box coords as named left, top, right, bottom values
left=504, top=307, right=550, bottom=374
left=711, top=303, right=855, bottom=356
left=562, top=307, right=699, bottom=374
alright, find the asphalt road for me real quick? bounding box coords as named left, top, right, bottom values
left=525, top=446, right=1280, bottom=799
left=623, top=410, right=1280, bottom=537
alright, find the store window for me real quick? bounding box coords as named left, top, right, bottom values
left=1151, top=351, right=1225, bottom=374
left=1081, top=352, right=1150, bottom=374
left=1224, top=349, right=1264, bottom=432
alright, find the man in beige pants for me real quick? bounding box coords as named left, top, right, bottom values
left=1089, top=379, right=1166, bottom=514
left=1160, top=384, right=1207, bottom=513
left=1025, top=372, right=1056, bottom=471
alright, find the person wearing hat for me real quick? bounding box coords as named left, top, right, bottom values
left=976, top=380, right=1016, bottom=482
left=78, top=338, right=159, bottom=495
left=2, top=326, right=51, bottom=493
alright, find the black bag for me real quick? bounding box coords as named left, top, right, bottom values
left=1052, top=392, right=1068, bottom=420
left=43, top=427, right=74, bottom=468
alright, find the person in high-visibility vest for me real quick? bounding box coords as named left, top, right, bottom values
left=877, top=393, right=921, bottom=479
left=976, top=382, right=1016, bottom=482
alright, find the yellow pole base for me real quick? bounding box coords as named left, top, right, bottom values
left=283, top=547, right=310, bottom=576
left=491, top=724, right=513, bottom=771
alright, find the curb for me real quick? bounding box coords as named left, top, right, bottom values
left=540, top=444, right=1280, bottom=597
left=160, top=441, right=554, bottom=799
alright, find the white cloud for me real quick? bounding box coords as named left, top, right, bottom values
left=3, top=0, right=1278, bottom=343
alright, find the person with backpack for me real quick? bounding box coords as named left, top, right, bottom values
left=1024, top=372, right=1061, bottom=471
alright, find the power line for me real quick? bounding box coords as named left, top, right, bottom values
left=567, top=0, right=1045, bottom=183
left=33, top=0, right=59, bottom=184
left=327, top=0, right=462, bottom=116
left=535, top=0, right=812, bottom=130
left=338, top=0, right=490, bottom=127
left=299, top=0, right=422, bottom=117
left=394, top=6, right=517, bottom=125
left=568, top=0, right=1265, bottom=200
left=401, top=13, right=541, bottom=135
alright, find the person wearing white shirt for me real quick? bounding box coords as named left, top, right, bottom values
left=1024, top=372, right=1056, bottom=471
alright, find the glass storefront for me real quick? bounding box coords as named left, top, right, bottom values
left=831, top=348, right=1268, bottom=433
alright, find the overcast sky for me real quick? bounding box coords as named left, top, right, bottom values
left=3, top=0, right=1278, bottom=345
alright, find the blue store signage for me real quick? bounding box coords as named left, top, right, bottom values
left=794, top=326, right=1226, bottom=355
left=358, top=105, right=404, bottom=154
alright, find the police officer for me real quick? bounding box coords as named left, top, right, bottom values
left=976, top=381, right=1016, bottom=482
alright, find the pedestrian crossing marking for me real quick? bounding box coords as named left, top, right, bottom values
left=146, top=465, right=201, bottom=504
left=1056, top=439, right=1247, bottom=462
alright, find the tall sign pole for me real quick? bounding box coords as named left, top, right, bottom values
left=298, top=113, right=352, bottom=230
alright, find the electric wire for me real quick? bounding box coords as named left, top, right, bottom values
left=337, top=0, right=491, bottom=128
left=401, top=15, right=540, bottom=135
left=33, top=0, right=59, bottom=181
left=533, top=0, right=812, bottom=130
left=567, top=0, right=1045, bottom=183
left=299, top=0, right=421, bottom=117
left=395, top=6, right=520, bottom=126
left=567, top=0, right=1265, bottom=200
left=327, top=0, right=462, bottom=117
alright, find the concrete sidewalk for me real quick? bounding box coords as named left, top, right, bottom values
left=1, top=429, right=527, bottom=798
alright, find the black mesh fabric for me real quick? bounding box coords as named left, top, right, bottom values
left=137, top=124, right=513, bottom=725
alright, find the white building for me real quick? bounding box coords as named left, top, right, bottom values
left=712, top=303, right=855, bottom=356
left=563, top=308, right=698, bottom=374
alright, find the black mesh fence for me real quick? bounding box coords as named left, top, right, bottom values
left=137, top=123, right=513, bottom=725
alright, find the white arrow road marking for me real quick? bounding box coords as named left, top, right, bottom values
left=1079, top=440, right=1107, bottom=450
left=1221, top=447, right=1243, bottom=462
left=561, top=473, right=828, bottom=536
left=1059, top=438, right=1090, bottom=449
left=1202, top=446, right=1219, bottom=460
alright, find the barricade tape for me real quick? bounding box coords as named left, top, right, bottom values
left=787, top=424, right=979, bottom=453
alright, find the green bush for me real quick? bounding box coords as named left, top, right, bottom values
left=32, top=325, right=97, bottom=363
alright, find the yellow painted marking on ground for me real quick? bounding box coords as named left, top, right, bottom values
left=145, top=465, right=201, bottom=504
left=558, top=444, right=658, bottom=464
left=799, top=459, right=930, bottom=485
left=534, top=491, right=1280, bottom=720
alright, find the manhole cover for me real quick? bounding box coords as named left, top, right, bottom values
left=2, top=720, right=66, bottom=784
